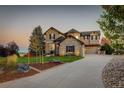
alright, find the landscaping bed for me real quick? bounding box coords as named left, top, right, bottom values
left=0, top=69, right=38, bottom=83
left=0, top=56, right=80, bottom=84
left=29, top=62, right=63, bottom=70
left=0, top=62, right=63, bottom=83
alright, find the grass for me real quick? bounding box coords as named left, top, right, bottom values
left=0, top=57, right=6, bottom=64
left=0, top=56, right=83, bottom=64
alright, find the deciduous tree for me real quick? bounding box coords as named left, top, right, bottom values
left=29, top=26, right=45, bottom=63
left=97, top=5, right=124, bottom=52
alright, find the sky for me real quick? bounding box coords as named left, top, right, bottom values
left=0, top=5, right=102, bottom=51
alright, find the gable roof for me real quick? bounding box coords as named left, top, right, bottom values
left=54, top=36, right=65, bottom=43
left=44, top=27, right=64, bottom=35
left=55, top=35, right=84, bottom=44
left=67, top=35, right=84, bottom=44
left=80, top=31, right=100, bottom=36
left=65, top=28, right=80, bottom=35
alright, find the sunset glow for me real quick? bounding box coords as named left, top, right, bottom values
left=0, top=5, right=102, bottom=50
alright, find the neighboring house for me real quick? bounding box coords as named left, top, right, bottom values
left=44, top=27, right=101, bottom=56
left=100, top=37, right=111, bottom=45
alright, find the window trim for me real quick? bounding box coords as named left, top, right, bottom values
left=66, top=46, right=75, bottom=52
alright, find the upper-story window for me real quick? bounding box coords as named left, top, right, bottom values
left=49, top=34, right=51, bottom=39
left=91, top=36, right=93, bottom=40
left=53, top=34, right=55, bottom=39
left=95, top=36, right=98, bottom=40
left=93, top=35, right=96, bottom=40
left=91, top=35, right=98, bottom=40
left=49, top=33, right=55, bottom=40
left=85, top=36, right=88, bottom=40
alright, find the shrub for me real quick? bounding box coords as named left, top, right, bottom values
left=0, top=57, right=7, bottom=67
left=100, top=44, right=114, bottom=54
left=6, top=54, right=18, bottom=68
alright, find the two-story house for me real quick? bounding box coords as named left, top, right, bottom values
left=44, top=27, right=101, bottom=56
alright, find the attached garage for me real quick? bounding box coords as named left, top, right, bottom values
left=85, top=44, right=100, bottom=54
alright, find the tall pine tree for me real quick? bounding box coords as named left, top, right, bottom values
left=97, top=5, right=124, bottom=52
left=29, top=26, right=44, bottom=63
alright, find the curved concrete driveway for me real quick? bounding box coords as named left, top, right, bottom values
left=0, top=54, right=114, bottom=88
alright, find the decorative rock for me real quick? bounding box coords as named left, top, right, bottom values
left=17, top=64, right=30, bottom=72
left=52, top=59, right=61, bottom=63
left=102, top=57, right=124, bottom=88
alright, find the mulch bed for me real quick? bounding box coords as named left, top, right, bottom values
left=0, top=69, right=38, bottom=83
left=29, top=62, right=63, bottom=70
left=0, top=62, right=63, bottom=84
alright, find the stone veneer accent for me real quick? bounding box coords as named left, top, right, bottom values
left=59, top=37, right=84, bottom=56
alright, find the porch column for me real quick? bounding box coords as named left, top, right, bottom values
left=55, top=43, right=60, bottom=56
left=80, top=44, right=85, bottom=57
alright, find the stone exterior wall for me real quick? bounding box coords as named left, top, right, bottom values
left=45, top=43, right=55, bottom=54
left=59, top=37, right=84, bottom=56
left=44, top=28, right=64, bottom=54
left=44, top=29, right=63, bottom=43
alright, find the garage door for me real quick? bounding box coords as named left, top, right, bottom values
left=85, top=47, right=99, bottom=54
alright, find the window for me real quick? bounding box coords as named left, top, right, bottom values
left=93, top=35, right=96, bottom=40
left=49, top=33, right=55, bottom=40
left=91, top=36, right=93, bottom=40
left=95, top=36, right=97, bottom=40
left=85, top=36, right=87, bottom=40
left=53, top=34, right=55, bottom=39
left=49, top=34, right=51, bottom=39
left=66, top=46, right=75, bottom=52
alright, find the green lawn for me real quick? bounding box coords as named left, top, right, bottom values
left=0, top=56, right=83, bottom=64
left=0, top=57, right=6, bottom=63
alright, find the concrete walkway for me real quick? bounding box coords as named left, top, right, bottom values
left=0, top=54, right=114, bottom=88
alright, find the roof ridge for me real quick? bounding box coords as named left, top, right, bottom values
left=44, top=27, right=64, bottom=35
left=66, top=35, right=84, bottom=44
left=65, top=28, right=80, bottom=34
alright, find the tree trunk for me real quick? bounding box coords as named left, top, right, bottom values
left=36, top=51, right=37, bottom=63
left=39, top=51, right=41, bottom=63
left=42, top=50, right=44, bottom=64
left=28, top=51, right=30, bottom=64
